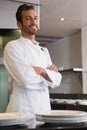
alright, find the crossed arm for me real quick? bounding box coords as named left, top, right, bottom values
left=32, top=64, right=58, bottom=82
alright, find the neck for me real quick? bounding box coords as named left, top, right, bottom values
left=22, top=33, right=35, bottom=43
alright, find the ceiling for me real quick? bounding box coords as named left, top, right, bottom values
left=37, top=0, right=87, bottom=38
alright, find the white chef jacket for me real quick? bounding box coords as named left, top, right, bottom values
left=3, top=36, right=62, bottom=128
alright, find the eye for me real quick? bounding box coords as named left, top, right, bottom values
left=34, top=16, right=38, bottom=20
left=25, top=16, right=31, bottom=20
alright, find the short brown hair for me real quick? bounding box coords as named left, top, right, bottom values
left=16, top=4, right=35, bottom=23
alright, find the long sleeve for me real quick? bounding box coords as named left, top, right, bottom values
left=43, top=69, right=62, bottom=88
left=42, top=48, right=62, bottom=88
left=4, top=41, right=44, bottom=90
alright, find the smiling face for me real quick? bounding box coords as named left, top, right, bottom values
left=17, top=9, right=38, bottom=36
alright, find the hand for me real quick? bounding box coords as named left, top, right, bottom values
left=48, top=64, right=58, bottom=72
left=32, top=66, right=52, bottom=82
left=32, top=66, right=46, bottom=75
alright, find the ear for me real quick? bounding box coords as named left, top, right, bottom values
left=17, top=22, right=22, bottom=29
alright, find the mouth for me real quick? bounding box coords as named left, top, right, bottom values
left=30, top=25, right=38, bottom=30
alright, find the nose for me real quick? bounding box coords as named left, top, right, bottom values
left=31, top=18, right=36, bottom=25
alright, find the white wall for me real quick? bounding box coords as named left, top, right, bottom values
left=44, top=31, right=82, bottom=93
left=45, top=31, right=82, bottom=70
left=81, top=26, right=87, bottom=93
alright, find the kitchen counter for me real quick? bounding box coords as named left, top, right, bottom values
left=50, top=93, right=87, bottom=99
left=50, top=93, right=87, bottom=112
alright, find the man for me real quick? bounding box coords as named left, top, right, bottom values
left=4, top=4, right=62, bottom=128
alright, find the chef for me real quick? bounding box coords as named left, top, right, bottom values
left=3, top=4, right=62, bottom=128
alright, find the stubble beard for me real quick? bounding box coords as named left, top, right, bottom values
left=22, top=24, right=38, bottom=35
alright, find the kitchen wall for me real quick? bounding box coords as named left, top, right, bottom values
left=45, top=30, right=82, bottom=70
left=44, top=30, right=82, bottom=93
